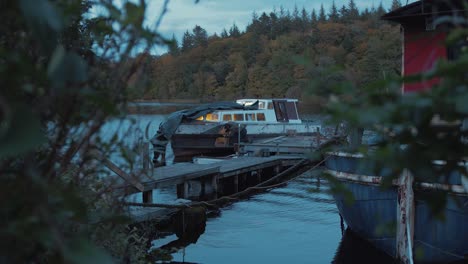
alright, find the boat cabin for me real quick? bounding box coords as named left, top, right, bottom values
left=381, top=0, right=467, bottom=93
left=196, top=99, right=302, bottom=124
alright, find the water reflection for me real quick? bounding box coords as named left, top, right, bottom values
left=160, top=207, right=207, bottom=253
left=149, top=169, right=419, bottom=264
left=332, top=228, right=397, bottom=264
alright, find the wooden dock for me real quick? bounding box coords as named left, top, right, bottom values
left=115, top=155, right=305, bottom=223
left=239, top=135, right=333, bottom=156
left=117, top=155, right=301, bottom=192
left=94, top=137, right=327, bottom=224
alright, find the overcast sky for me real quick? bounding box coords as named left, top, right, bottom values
left=144, top=0, right=415, bottom=54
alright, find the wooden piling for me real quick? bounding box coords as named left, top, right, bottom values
left=142, top=142, right=149, bottom=170
left=233, top=175, right=239, bottom=193
left=396, top=169, right=415, bottom=264
left=142, top=190, right=153, bottom=203
left=211, top=174, right=218, bottom=198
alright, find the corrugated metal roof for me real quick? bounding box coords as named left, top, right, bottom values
left=382, top=0, right=467, bottom=22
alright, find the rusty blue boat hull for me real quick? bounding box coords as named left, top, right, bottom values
left=325, top=152, right=468, bottom=263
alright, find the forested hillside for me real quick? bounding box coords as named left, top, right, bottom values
left=143, top=0, right=402, bottom=103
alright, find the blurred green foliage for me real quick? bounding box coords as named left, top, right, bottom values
left=0, top=0, right=169, bottom=262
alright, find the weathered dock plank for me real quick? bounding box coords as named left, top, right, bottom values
left=217, top=156, right=302, bottom=178
left=240, top=135, right=329, bottom=156
left=141, top=163, right=220, bottom=189
left=116, top=156, right=303, bottom=196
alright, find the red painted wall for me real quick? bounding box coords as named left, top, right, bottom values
left=403, top=30, right=447, bottom=93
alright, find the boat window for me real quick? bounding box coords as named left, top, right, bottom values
left=205, top=113, right=219, bottom=121
left=222, top=114, right=232, bottom=121
left=196, top=115, right=204, bottom=121
left=233, top=114, right=244, bottom=121
left=258, top=102, right=265, bottom=109
left=273, top=100, right=288, bottom=122
left=267, top=103, right=273, bottom=109
left=257, top=113, right=266, bottom=121
left=245, top=113, right=256, bottom=121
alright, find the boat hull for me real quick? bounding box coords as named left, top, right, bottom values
left=171, top=134, right=237, bottom=162
left=325, top=153, right=468, bottom=263
left=171, top=122, right=321, bottom=161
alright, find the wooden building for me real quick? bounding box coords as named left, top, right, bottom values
left=382, top=0, right=467, bottom=93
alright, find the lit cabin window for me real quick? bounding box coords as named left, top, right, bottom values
left=267, top=103, right=273, bottom=109
left=233, top=114, right=244, bottom=121
left=205, top=113, right=219, bottom=121
left=196, top=116, right=204, bottom=121
left=245, top=113, right=256, bottom=121
left=223, top=114, right=232, bottom=121
left=257, top=113, right=266, bottom=121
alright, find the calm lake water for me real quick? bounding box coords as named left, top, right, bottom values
left=104, top=114, right=397, bottom=264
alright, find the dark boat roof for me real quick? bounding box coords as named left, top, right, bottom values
left=382, top=0, right=467, bottom=22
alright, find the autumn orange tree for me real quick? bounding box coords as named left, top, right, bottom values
left=146, top=0, right=401, bottom=106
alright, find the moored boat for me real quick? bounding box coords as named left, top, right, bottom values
left=325, top=1, right=468, bottom=263
left=325, top=151, right=468, bottom=263
left=151, top=98, right=321, bottom=162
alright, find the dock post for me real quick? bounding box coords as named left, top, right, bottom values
left=396, top=169, right=415, bottom=264
left=176, top=182, right=190, bottom=199
left=274, top=165, right=281, bottom=175
left=182, top=182, right=189, bottom=199
left=211, top=174, right=218, bottom=199
left=142, top=190, right=153, bottom=203
left=316, top=127, right=320, bottom=146
left=142, top=142, right=149, bottom=171
left=233, top=175, right=239, bottom=193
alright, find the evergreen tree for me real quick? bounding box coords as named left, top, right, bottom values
left=192, top=25, right=208, bottom=47
left=220, top=28, right=229, bottom=38
left=376, top=1, right=386, bottom=17
left=229, top=23, right=241, bottom=38
left=269, top=11, right=279, bottom=39
left=348, top=0, right=360, bottom=20
left=300, top=7, right=310, bottom=32
left=293, top=4, right=300, bottom=20
left=168, top=34, right=180, bottom=56
left=279, top=5, right=286, bottom=19
left=247, top=11, right=260, bottom=33
left=311, top=8, right=318, bottom=24
left=329, top=1, right=339, bottom=22
left=361, top=7, right=371, bottom=20
left=278, top=6, right=292, bottom=34
left=339, top=5, right=348, bottom=22
left=258, top=12, right=271, bottom=36
left=318, top=4, right=326, bottom=22
left=181, top=30, right=193, bottom=52
left=292, top=4, right=301, bottom=30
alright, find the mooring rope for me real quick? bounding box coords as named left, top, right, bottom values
left=124, top=156, right=330, bottom=209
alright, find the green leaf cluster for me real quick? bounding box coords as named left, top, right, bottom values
left=0, top=0, right=167, bottom=262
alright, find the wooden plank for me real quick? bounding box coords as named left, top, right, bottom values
left=89, top=150, right=145, bottom=192
left=258, top=136, right=287, bottom=143
left=143, top=165, right=220, bottom=191
left=115, top=155, right=302, bottom=195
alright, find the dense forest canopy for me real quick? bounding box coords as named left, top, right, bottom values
left=142, top=0, right=402, bottom=105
